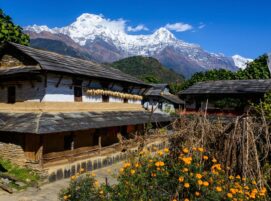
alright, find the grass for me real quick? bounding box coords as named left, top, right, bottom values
left=0, top=158, right=40, bottom=190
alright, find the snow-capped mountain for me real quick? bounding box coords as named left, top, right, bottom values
left=25, top=13, right=249, bottom=77
left=232, top=55, right=253, bottom=70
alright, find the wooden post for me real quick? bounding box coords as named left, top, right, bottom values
left=98, top=136, right=102, bottom=155
left=204, top=99, right=208, bottom=118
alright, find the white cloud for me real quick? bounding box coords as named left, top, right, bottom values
left=164, top=22, right=193, bottom=32
left=198, top=23, right=206, bottom=29
left=127, top=24, right=149, bottom=32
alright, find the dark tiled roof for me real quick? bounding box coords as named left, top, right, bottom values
left=179, top=79, right=271, bottom=95
left=0, top=111, right=173, bottom=134
left=161, top=94, right=185, bottom=104
left=145, top=84, right=184, bottom=104
left=6, top=42, right=148, bottom=86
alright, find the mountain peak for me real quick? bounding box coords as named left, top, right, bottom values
left=232, top=55, right=253, bottom=69
left=153, top=27, right=175, bottom=41
left=76, top=13, right=104, bottom=23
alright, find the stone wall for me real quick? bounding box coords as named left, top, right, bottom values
left=47, top=140, right=167, bottom=183
left=0, top=142, right=27, bottom=167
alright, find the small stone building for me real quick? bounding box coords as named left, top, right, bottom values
left=0, top=42, right=172, bottom=181
left=143, top=84, right=184, bottom=114
left=179, top=79, right=271, bottom=114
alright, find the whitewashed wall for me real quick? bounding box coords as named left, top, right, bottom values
left=42, top=75, right=74, bottom=102
left=109, top=96, right=123, bottom=103
left=0, top=79, right=45, bottom=103
left=83, top=94, right=102, bottom=102
left=128, top=99, right=141, bottom=104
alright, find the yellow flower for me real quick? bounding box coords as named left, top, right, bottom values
left=91, top=173, right=96, bottom=177
left=181, top=157, right=192, bottom=165
left=212, top=158, right=217, bottom=163
left=135, top=163, right=140, bottom=168
left=70, top=175, right=76, bottom=180
left=236, top=175, right=241, bottom=179
left=119, top=168, right=124, bottom=173
left=63, top=195, right=68, bottom=200
left=229, top=175, right=234, bottom=180
left=123, top=162, right=131, bottom=168
left=216, top=186, right=222, bottom=192
left=197, top=147, right=204, bottom=152
left=184, top=199, right=189, bottom=201
left=164, top=148, right=169, bottom=153
left=182, top=168, right=189, bottom=172
left=182, top=148, right=189, bottom=153
left=203, top=155, right=208, bottom=160
left=157, top=150, right=163, bottom=156
left=155, top=161, right=165, bottom=167
left=130, top=169, right=135, bottom=175
left=203, top=181, right=209, bottom=187
left=196, top=173, right=202, bottom=179
left=227, top=193, right=233, bottom=198
left=172, top=199, right=177, bottom=201
left=178, top=176, right=184, bottom=182
left=197, top=180, right=203, bottom=185
left=184, top=183, right=190, bottom=188
left=195, top=191, right=200, bottom=197
left=99, top=190, right=104, bottom=194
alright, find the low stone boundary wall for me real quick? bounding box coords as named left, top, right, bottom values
left=47, top=140, right=167, bottom=182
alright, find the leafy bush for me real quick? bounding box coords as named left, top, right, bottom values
left=59, top=147, right=269, bottom=201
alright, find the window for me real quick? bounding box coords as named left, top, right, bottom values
left=7, top=86, right=16, bottom=104
left=102, top=95, right=109, bottom=102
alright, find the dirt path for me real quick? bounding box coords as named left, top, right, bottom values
left=0, top=162, right=123, bottom=201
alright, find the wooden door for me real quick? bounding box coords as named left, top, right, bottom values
left=7, top=86, right=16, bottom=104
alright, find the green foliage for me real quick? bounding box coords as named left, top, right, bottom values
left=0, top=158, right=39, bottom=189
left=181, top=54, right=269, bottom=90
left=180, top=69, right=236, bottom=90
left=59, top=173, right=102, bottom=201
left=236, top=55, right=270, bottom=80
left=111, top=56, right=184, bottom=84
left=59, top=147, right=269, bottom=201
left=0, top=9, right=29, bottom=45
left=253, top=92, right=271, bottom=120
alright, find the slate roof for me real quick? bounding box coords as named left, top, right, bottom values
left=0, top=111, right=173, bottom=134
left=145, top=83, right=184, bottom=104
left=179, top=79, right=271, bottom=96
left=3, top=42, right=148, bottom=86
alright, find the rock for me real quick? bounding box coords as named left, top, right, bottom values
left=15, top=181, right=25, bottom=187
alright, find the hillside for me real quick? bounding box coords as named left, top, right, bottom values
left=110, top=56, right=184, bottom=83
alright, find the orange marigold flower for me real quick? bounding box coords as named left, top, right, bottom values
left=181, top=157, right=192, bottom=165
left=197, top=147, right=204, bottom=152
left=63, top=195, right=68, bottom=200
left=196, top=173, right=202, bottom=179
left=184, top=183, right=190, bottom=188
left=203, top=181, right=209, bottom=187
left=184, top=199, right=189, bottom=201
left=212, top=158, right=217, bottom=163
left=227, top=193, right=233, bottom=198
left=197, top=180, right=203, bottom=185
left=195, top=191, right=200, bottom=197
left=164, top=148, right=169, bottom=153
left=216, top=186, right=222, bottom=192
left=182, top=168, right=189, bottom=172
left=182, top=148, right=189, bottom=154
left=203, top=155, right=208, bottom=160
left=178, top=176, right=184, bottom=182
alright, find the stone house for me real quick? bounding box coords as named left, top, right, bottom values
left=0, top=42, right=172, bottom=181
left=179, top=79, right=271, bottom=114
left=143, top=84, right=184, bottom=114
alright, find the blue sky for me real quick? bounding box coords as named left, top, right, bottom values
left=1, top=0, right=270, bottom=58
